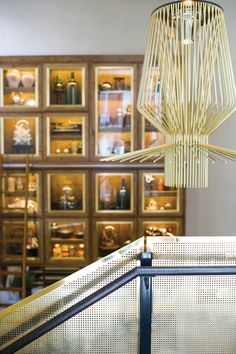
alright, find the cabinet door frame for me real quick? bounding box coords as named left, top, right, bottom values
left=43, top=112, right=88, bottom=161
left=138, top=218, right=184, bottom=237
left=0, top=114, right=42, bottom=160
left=44, top=63, right=88, bottom=110
left=93, top=170, right=136, bottom=216
left=45, top=217, right=89, bottom=267
left=90, top=63, right=139, bottom=161
left=92, top=219, right=137, bottom=261
left=0, top=65, right=41, bottom=110
left=45, top=170, right=88, bottom=216
left=139, top=171, right=184, bottom=216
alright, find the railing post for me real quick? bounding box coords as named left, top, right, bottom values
left=139, top=252, right=153, bottom=354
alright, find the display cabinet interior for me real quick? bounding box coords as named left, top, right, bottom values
left=46, top=115, right=86, bottom=158
left=95, top=173, right=133, bottom=213
left=0, top=116, right=39, bottom=156
left=1, top=220, right=41, bottom=261
left=1, top=67, right=39, bottom=108
left=141, top=173, right=180, bottom=214
left=2, top=173, right=40, bottom=215
left=95, top=221, right=135, bottom=258
left=140, top=219, right=183, bottom=237
left=47, top=219, right=87, bottom=264
left=95, top=66, right=134, bottom=156
left=45, top=65, right=86, bottom=107
left=47, top=172, right=86, bottom=213
left=142, top=117, right=164, bottom=149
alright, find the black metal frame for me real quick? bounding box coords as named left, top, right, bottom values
left=2, top=262, right=236, bottom=354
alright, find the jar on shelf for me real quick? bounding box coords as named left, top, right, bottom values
left=21, top=71, right=35, bottom=88
left=6, top=69, right=21, bottom=88
left=114, top=77, right=125, bottom=90
left=7, top=177, right=16, bottom=192
left=53, top=244, right=62, bottom=257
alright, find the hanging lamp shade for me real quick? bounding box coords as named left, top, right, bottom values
left=103, top=0, right=236, bottom=188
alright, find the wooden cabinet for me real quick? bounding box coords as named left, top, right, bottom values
left=0, top=55, right=185, bottom=285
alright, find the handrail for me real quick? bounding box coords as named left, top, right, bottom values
left=2, top=265, right=236, bottom=354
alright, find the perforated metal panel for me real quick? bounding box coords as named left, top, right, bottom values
left=151, top=237, right=236, bottom=354
left=1, top=237, right=236, bottom=354
left=0, top=239, right=142, bottom=353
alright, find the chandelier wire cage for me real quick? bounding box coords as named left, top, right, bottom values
left=102, top=0, right=236, bottom=188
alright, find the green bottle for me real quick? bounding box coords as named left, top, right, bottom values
left=66, top=72, right=79, bottom=104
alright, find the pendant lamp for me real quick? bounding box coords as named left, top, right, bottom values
left=102, top=0, right=236, bottom=188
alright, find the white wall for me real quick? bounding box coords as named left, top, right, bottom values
left=1, top=0, right=236, bottom=235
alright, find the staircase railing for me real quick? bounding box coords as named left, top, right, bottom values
left=2, top=252, right=236, bottom=353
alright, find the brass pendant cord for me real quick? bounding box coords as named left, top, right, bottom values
left=102, top=1, right=236, bottom=188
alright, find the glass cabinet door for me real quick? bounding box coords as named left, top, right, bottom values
left=2, top=220, right=41, bottom=261
left=95, top=221, right=135, bottom=258
left=45, top=64, right=86, bottom=108
left=47, top=172, right=86, bottom=214
left=95, top=173, right=134, bottom=214
left=2, top=173, right=40, bottom=215
left=1, top=67, right=39, bottom=108
left=95, top=66, right=134, bottom=156
left=139, top=219, right=183, bottom=237
left=142, top=117, right=164, bottom=149
left=47, top=219, right=88, bottom=265
left=0, top=116, right=39, bottom=156
left=141, top=172, right=181, bottom=214
left=46, top=114, right=86, bottom=158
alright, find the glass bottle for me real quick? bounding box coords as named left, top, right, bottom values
left=119, top=178, right=127, bottom=210
left=66, top=72, right=79, bottom=104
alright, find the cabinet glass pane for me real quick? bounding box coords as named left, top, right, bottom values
left=142, top=117, right=164, bottom=149
left=48, top=173, right=85, bottom=213
left=1, top=116, right=39, bottom=156
left=95, top=66, right=133, bottom=156
left=142, top=173, right=179, bottom=213
left=1, top=67, right=38, bottom=107
left=2, top=173, right=40, bottom=215
left=46, top=65, right=85, bottom=107
left=96, top=173, right=133, bottom=213
left=46, top=115, right=86, bottom=157
left=2, top=221, right=41, bottom=260
left=47, top=220, right=86, bottom=262
left=96, top=221, right=134, bottom=258
left=140, top=220, right=182, bottom=237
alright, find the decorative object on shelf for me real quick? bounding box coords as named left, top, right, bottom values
left=157, top=177, right=164, bottom=191
left=21, top=71, right=35, bottom=88
left=26, top=228, right=39, bottom=257
left=7, top=198, right=37, bottom=210
left=145, top=226, right=174, bottom=237
left=66, top=72, right=79, bottom=104
left=102, top=1, right=236, bottom=188
left=16, top=177, right=24, bottom=191
left=6, top=69, right=21, bottom=88
left=113, top=137, right=125, bottom=154
left=114, top=77, right=125, bottom=90
left=119, top=178, right=128, bottom=210
left=100, top=81, right=112, bottom=90
left=58, top=184, right=76, bottom=210
left=100, top=225, right=118, bottom=249
left=7, top=177, right=16, bottom=192
left=146, top=198, right=158, bottom=211
left=11, top=91, right=24, bottom=105
left=145, top=174, right=155, bottom=190
left=12, top=119, right=32, bottom=154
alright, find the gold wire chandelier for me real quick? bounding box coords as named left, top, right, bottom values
left=103, top=0, right=236, bottom=188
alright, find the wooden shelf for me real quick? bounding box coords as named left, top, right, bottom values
left=4, top=87, right=35, bottom=94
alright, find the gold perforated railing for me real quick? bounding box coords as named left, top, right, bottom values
left=1, top=237, right=236, bottom=354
